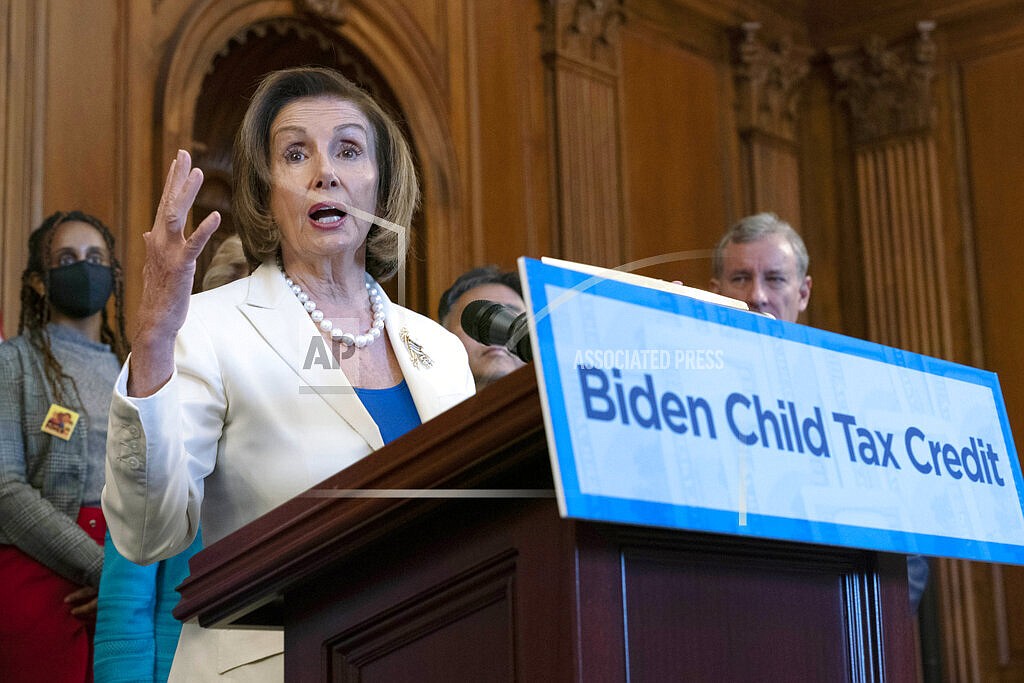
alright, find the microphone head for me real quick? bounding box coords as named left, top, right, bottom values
left=461, top=299, right=517, bottom=346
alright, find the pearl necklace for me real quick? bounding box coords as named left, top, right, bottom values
left=281, top=264, right=385, bottom=348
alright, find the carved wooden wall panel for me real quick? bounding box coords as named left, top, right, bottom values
left=792, top=64, right=852, bottom=336
left=831, top=23, right=951, bottom=355
left=958, top=38, right=1024, bottom=683
left=961, top=42, right=1024, bottom=455
left=543, top=0, right=627, bottom=269
left=830, top=21, right=964, bottom=683
left=851, top=138, right=952, bottom=356
left=1, top=0, right=46, bottom=337
left=618, top=23, right=733, bottom=287
left=458, top=0, right=553, bottom=273
left=732, top=22, right=809, bottom=230
left=399, top=0, right=446, bottom=56
left=43, top=3, right=122, bottom=226
left=551, top=66, right=623, bottom=266
left=740, top=133, right=802, bottom=229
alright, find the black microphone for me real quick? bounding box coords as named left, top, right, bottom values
left=460, top=300, right=533, bottom=363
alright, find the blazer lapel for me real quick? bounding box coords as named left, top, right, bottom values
left=383, top=293, right=451, bottom=422
left=237, top=261, right=383, bottom=450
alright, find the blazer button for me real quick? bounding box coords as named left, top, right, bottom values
left=89, top=519, right=97, bottom=528
left=128, top=457, right=140, bottom=470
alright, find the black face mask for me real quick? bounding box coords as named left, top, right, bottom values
left=47, top=261, right=114, bottom=319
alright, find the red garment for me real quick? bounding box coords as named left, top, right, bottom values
left=0, top=508, right=105, bottom=682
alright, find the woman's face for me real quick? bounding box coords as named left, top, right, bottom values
left=268, top=96, right=379, bottom=270
left=30, top=219, right=112, bottom=320
left=46, top=220, right=110, bottom=270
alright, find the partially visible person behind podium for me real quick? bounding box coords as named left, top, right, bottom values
left=0, top=210, right=128, bottom=682
left=102, top=67, right=474, bottom=681
left=709, top=212, right=928, bottom=613
left=710, top=212, right=811, bottom=323
left=438, top=265, right=526, bottom=391
left=200, top=234, right=249, bottom=291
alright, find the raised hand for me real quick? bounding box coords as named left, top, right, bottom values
left=128, top=150, right=221, bottom=397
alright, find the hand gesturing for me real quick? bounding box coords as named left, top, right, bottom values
left=128, top=150, right=221, bottom=397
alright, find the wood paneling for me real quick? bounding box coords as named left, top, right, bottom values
left=398, top=0, right=446, bottom=58
left=959, top=38, right=1024, bottom=683
left=1, top=0, right=47, bottom=337
left=43, top=2, right=119, bottom=223
left=962, top=43, right=1024, bottom=435
left=853, top=138, right=952, bottom=357
left=798, top=63, right=856, bottom=336
left=330, top=554, right=516, bottom=681
left=619, top=23, right=732, bottom=288
left=463, top=0, right=552, bottom=271
left=742, top=133, right=802, bottom=226
left=552, top=63, right=624, bottom=266
left=544, top=0, right=628, bottom=270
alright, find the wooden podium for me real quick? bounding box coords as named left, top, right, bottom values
left=175, top=365, right=917, bottom=681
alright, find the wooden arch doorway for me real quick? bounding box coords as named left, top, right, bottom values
left=187, top=17, right=426, bottom=309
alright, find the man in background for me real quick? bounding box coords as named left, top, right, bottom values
left=710, top=212, right=811, bottom=323
left=438, top=266, right=526, bottom=391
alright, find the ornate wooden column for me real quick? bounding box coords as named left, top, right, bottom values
left=832, top=23, right=984, bottom=682
left=830, top=22, right=952, bottom=358
left=731, top=22, right=810, bottom=226
left=542, top=0, right=625, bottom=267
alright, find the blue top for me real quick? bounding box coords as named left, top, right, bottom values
left=354, top=380, right=422, bottom=444
left=94, top=529, right=203, bottom=682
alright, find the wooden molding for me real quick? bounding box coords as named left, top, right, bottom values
left=732, top=21, right=811, bottom=143
left=543, top=0, right=627, bottom=267
left=294, top=0, right=350, bottom=26
left=546, top=0, right=627, bottom=74
left=852, top=137, right=953, bottom=358
left=731, top=21, right=809, bottom=223
left=830, top=21, right=938, bottom=145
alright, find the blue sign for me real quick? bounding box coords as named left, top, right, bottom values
left=519, top=257, right=1024, bottom=564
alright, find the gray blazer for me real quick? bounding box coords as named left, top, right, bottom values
left=0, top=334, right=104, bottom=586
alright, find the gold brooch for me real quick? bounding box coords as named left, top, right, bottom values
left=401, top=327, right=434, bottom=369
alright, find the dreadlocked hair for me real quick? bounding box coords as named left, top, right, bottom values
left=18, top=210, right=129, bottom=406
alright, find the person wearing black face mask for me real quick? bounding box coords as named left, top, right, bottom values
left=47, top=259, right=115, bottom=320
left=0, top=210, right=128, bottom=682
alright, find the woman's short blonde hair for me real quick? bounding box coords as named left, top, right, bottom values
left=232, top=67, right=419, bottom=281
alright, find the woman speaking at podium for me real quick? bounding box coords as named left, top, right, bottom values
left=102, top=67, right=474, bottom=681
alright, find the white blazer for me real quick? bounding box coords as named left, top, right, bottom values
left=103, top=261, right=475, bottom=680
